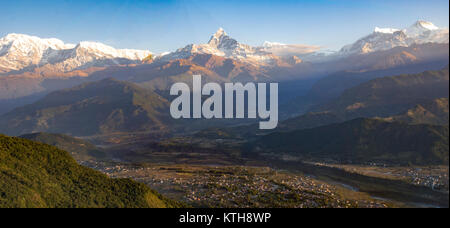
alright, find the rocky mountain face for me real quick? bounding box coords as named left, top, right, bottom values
left=0, top=33, right=151, bottom=76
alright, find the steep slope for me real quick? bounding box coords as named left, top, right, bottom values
left=247, top=118, right=449, bottom=165
left=0, top=134, right=178, bottom=208
left=19, top=132, right=107, bottom=161
left=317, top=67, right=449, bottom=119
left=0, top=78, right=171, bottom=136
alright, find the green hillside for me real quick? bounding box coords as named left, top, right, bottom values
left=247, top=118, right=449, bottom=165
left=0, top=134, right=179, bottom=208
left=0, top=78, right=171, bottom=136
left=20, top=132, right=107, bottom=161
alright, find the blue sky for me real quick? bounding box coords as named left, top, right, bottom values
left=1, top=0, right=449, bottom=53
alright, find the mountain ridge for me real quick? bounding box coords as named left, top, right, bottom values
left=0, top=78, right=171, bottom=136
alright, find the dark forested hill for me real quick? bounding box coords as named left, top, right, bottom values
left=0, top=134, right=179, bottom=208
left=247, top=118, right=449, bottom=165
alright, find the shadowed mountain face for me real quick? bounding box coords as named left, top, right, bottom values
left=247, top=118, right=449, bottom=166
left=0, top=134, right=177, bottom=208
left=316, top=66, right=449, bottom=119
left=0, top=78, right=171, bottom=136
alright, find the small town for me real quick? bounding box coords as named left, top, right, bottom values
left=82, top=161, right=390, bottom=208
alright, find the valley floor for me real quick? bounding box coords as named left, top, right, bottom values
left=80, top=161, right=448, bottom=208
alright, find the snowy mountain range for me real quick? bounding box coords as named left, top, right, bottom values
left=157, top=21, right=448, bottom=66
left=0, top=33, right=151, bottom=75
left=0, top=20, right=448, bottom=76
left=338, top=21, right=449, bottom=56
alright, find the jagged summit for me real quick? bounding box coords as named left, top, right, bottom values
left=156, top=28, right=276, bottom=65
left=210, top=28, right=227, bottom=40
left=207, top=28, right=238, bottom=49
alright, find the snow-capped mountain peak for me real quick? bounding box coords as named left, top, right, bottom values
left=208, top=28, right=228, bottom=46
left=412, top=21, right=439, bottom=31
left=404, top=20, right=441, bottom=38
left=338, top=20, right=448, bottom=56
left=210, top=28, right=227, bottom=40
left=207, top=28, right=240, bottom=51
left=0, top=33, right=151, bottom=74
left=1, top=33, right=75, bottom=50
left=156, top=28, right=276, bottom=65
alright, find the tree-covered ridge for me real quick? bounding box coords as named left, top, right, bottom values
left=247, top=118, right=449, bottom=165
left=0, top=134, right=179, bottom=208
